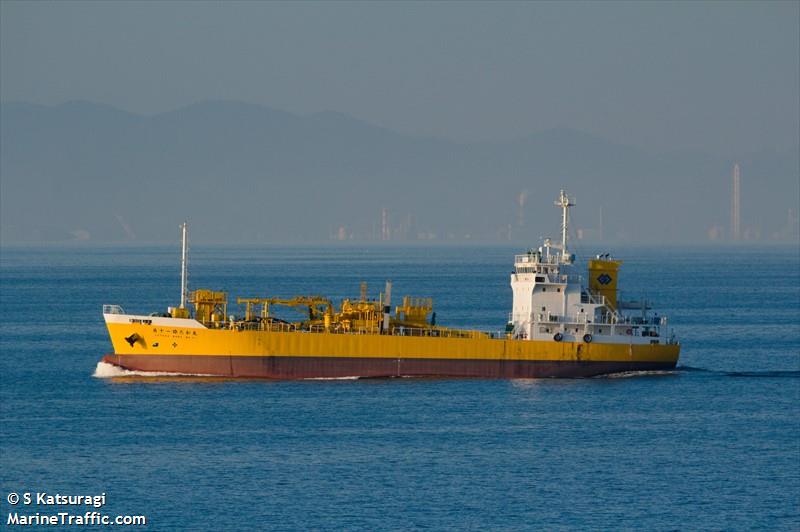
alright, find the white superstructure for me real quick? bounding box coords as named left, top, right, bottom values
left=509, top=190, right=675, bottom=346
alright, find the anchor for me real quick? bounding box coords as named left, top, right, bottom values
left=124, top=333, right=141, bottom=347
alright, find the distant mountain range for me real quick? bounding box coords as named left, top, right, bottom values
left=1, top=100, right=797, bottom=244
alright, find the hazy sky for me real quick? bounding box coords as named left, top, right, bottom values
left=2, top=1, right=798, bottom=156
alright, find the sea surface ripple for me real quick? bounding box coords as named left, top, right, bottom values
left=1, top=244, right=798, bottom=530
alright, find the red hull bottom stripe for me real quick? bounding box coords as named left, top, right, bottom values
left=103, top=354, right=676, bottom=379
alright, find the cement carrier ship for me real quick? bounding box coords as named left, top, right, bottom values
left=101, top=191, right=679, bottom=378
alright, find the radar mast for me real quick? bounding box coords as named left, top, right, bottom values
left=554, top=190, right=575, bottom=264
left=180, top=222, right=188, bottom=309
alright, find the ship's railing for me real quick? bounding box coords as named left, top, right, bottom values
left=103, top=304, right=125, bottom=315
left=203, top=320, right=300, bottom=333
left=211, top=317, right=677, bottom=343
left=207, top=316, right=678, bottom=343
left=512, top=267, right=581, bottom=285
left=515, top=253, right=562, bottom=265
left=257, top=322, right=298, bottom=333
left=531, top=310, right=664, bottom=327
left=213, top=320, right=490, bottom=338
left=626, top=316, right=668, bottom=326
left=307, top=324, right=381, bottom=335
left=580, top=292, right=607, bottom=306
left=532, top=316, right=665, bottom=337
left=390, top=326, right=488, bottom=339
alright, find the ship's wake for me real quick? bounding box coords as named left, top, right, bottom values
left=598, top=367, right=800, bottom=379
left=723, top=370, right=800, bottom=378
left=596, top=370, right=679, bottom=379
left=677, top=366, right=800, bottom=378
left=92, top=361, right=214, bottom=379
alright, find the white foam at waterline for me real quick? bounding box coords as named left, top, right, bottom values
left=303, top=376, right=361, bottom=381
left=92, top=361, right=214, bottom=378
left=600, top=370, right=678, bottom=379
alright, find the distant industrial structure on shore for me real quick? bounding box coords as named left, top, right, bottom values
left=329, top=168, right=796, bottom=244
left=707, top=162, right=797, bottom=243
left=731, top=163, right=741, bottom=241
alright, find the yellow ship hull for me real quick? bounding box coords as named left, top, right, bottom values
left=103, top=322, right=680, bottom=378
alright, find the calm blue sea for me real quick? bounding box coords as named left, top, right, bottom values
left=1, top=244, right=798, bottom=530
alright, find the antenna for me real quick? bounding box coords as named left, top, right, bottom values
left=180, top=222, right=188, bottom=309
left=554, top=190, right=575, bottom=263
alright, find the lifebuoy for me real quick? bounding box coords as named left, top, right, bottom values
left=625, top=328, right=633, bottom=336
left=553, top=333, right=563, bottom=342
left=583, top=333, right=593, bottom=343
